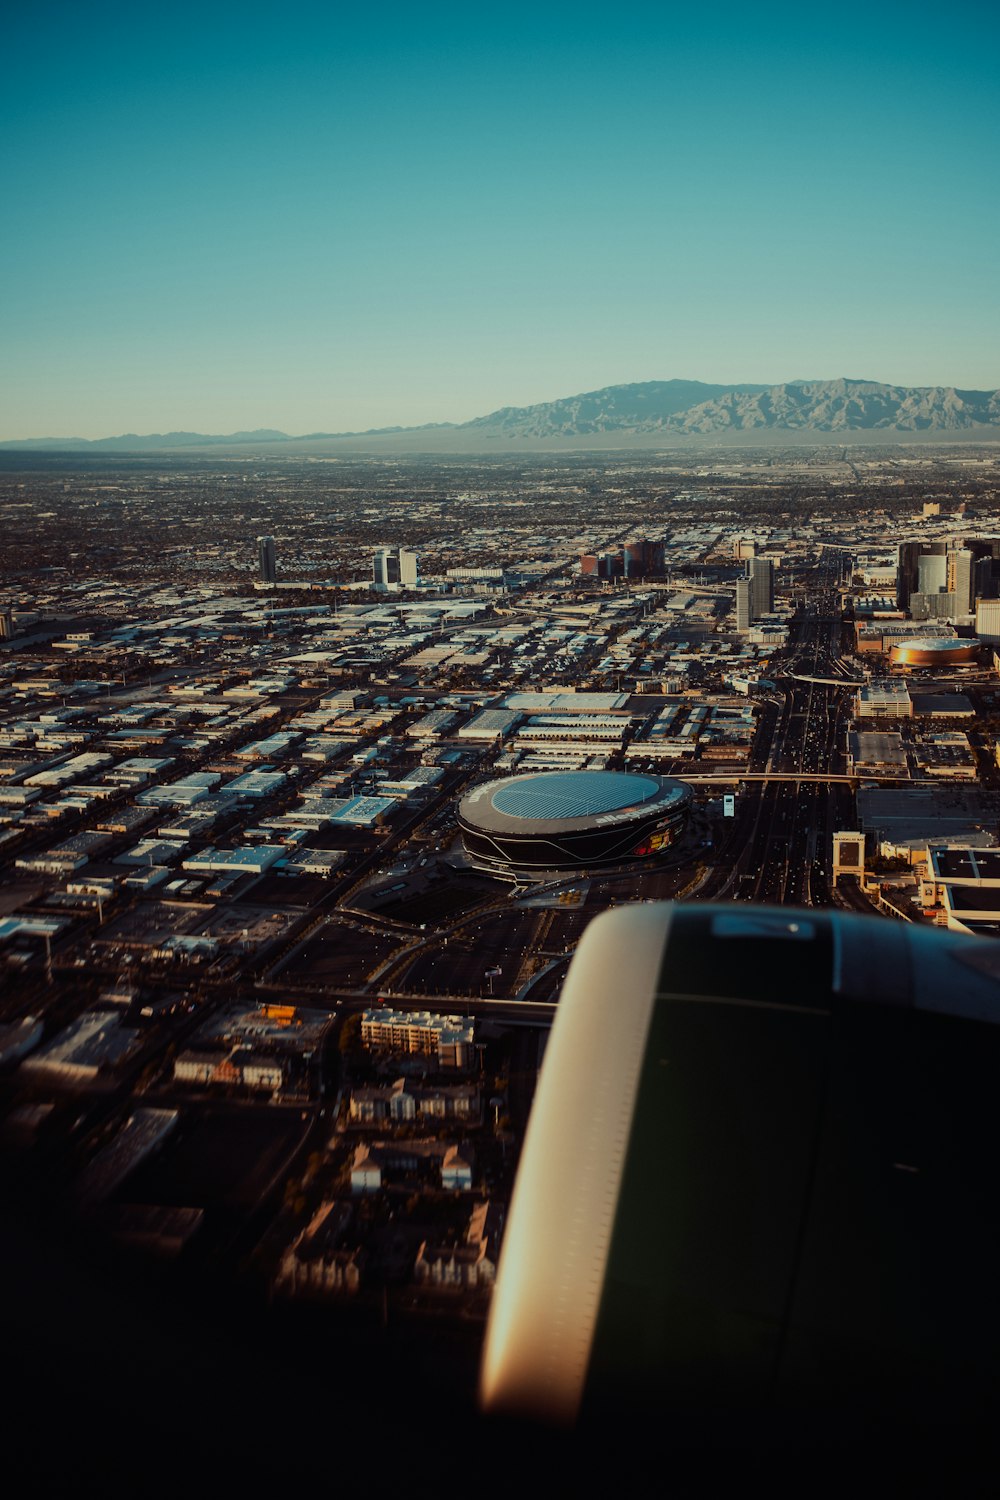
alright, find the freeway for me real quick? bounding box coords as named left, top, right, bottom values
left=245, top=980, right=558, bottom=1026
left=699, top=574, right=878, bottom=914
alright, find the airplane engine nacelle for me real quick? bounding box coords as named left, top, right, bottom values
left=480, top=903, right=1000, bottom=1433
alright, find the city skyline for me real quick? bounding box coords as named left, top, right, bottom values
left=3, top=2, right=999, bottom=439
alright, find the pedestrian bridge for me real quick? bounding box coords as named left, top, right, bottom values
left=677, top=771, right=883, bottom=785
left=788, top=672, right=865, bottom=688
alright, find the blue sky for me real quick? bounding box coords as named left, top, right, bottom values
left=2, top=1, right=998, bottom=437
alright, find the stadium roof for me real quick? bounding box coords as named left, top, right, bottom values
left=492, top=771, right=660, bottom=821
left=896, top=636, right=980, bottom=654
left=460, top=770, right=690, bottom=836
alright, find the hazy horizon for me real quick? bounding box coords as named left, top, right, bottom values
left=3, top=2, right=998, bottom=440
left=8, top=373, right=1000, bottom=449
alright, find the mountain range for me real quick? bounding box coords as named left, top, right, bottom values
left=4, top=379, right=1000, bottom=451
left=471, top=378, right=1000, bottom=437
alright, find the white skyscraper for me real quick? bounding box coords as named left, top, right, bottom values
left=735, top=578, right=752, bottom=632
left=976, top=597, right=1000, bottom=645
left=373, top=548, right=393, bottom=590
left=373, top=547, right=417, bottom=591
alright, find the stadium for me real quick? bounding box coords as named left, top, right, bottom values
left=458, top=769, right=692, bottom=877
left=889, top=636, right=980, bottom=668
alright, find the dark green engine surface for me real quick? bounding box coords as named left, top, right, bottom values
left=582, top=907, right=997, bottom=1437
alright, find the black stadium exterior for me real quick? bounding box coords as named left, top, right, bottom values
left=458, top=770, right=692, bottom=877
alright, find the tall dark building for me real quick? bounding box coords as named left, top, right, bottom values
left=897, top=537, right=1000, bottom=613
left=257, top=535, right=277, bottom=584
left=580, top=553, right=618, bottom=579
left=580, top=539, right=663, bottom=580
left=624, top=539, right=665, bottom=578
left=898, top=539, right=950, bottom=613
left=974, top=555, right=997, bottom=603
left=951, top=547, right=975, bottom=614
left=748, top=556, right=774, bottom=617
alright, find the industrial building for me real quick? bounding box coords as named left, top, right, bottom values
left=21, top=1010, right=141, bottom=1083
left=855, top=621, right=956, bottom=653
left=857, top=786, right=999, bottom=861
left=855, top=680, right=913, bottom=718
left=846, top=732, right=908, bottom=775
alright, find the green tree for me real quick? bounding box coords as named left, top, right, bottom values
left=339, top=1013, right=363, bottom=1054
